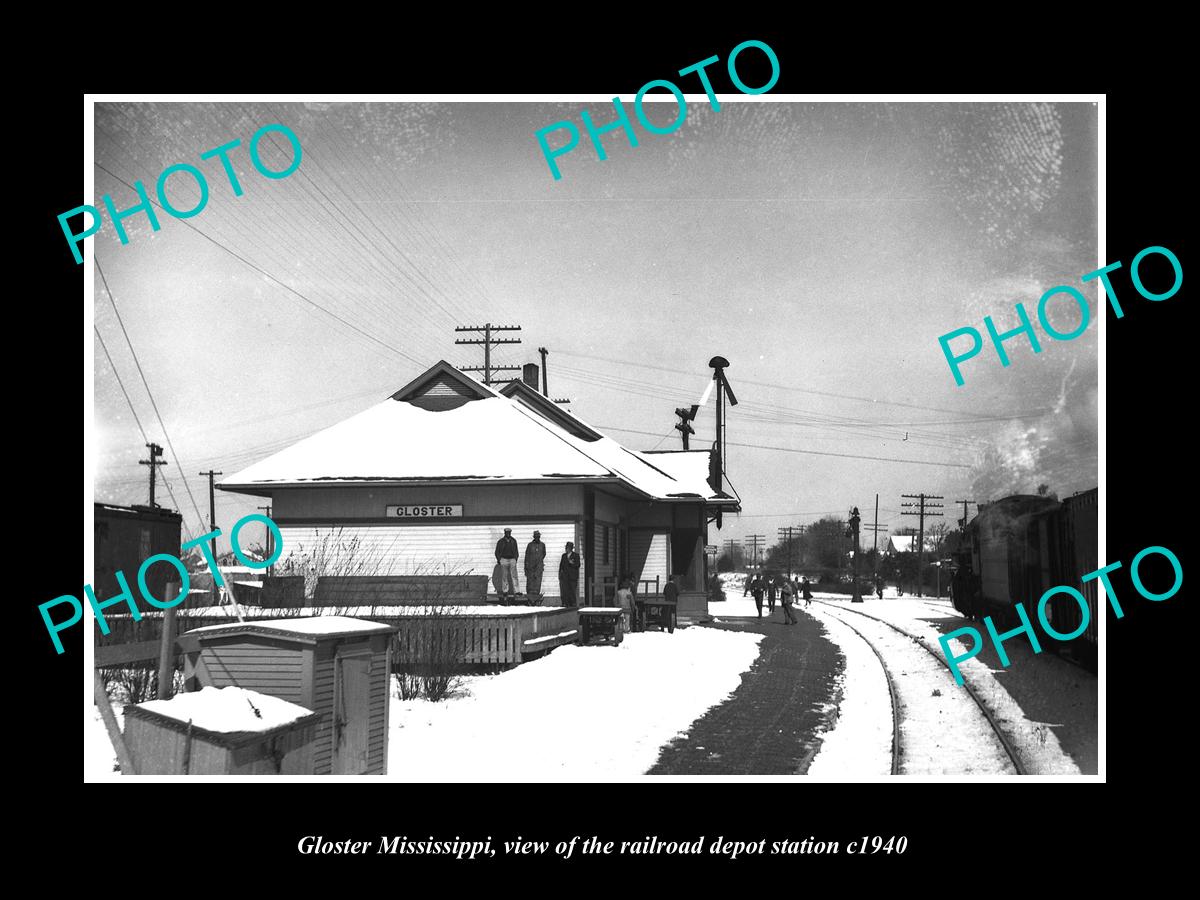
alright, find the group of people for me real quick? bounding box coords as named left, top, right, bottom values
left=494, top=528, right=581, bottom=606
left=744, top=571, right=812, bottom=625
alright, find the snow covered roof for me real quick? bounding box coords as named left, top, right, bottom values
left=219, top=360, right=738, bottom=507
left=129, top=687, right=318, bottom=739
left=885, top=535, right=937, bottom=554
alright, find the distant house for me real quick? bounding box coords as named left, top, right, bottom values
left=884, top=534, right=939, bottom=556
left=217, top=360, right=740, bottom=620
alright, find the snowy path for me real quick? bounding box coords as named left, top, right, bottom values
left=808, top=601, right=1019, bottom=775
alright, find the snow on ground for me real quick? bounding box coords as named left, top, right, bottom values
left=806, top=600, right=1016, bottom=775
left=87, top=704, right=122, bottom=779
left=812, top=596, right=1082, bottom=775
left=805, top=612, right=894, bottom=777
left=388, top=628, right=764, bottom=779
left=136, top=686, right=314, bottom=732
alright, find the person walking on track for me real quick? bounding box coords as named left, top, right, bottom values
left=495, top=528, right=520, bottom=603
left=559, top=541, right=581, bottom=607
left=779, top=577, right=798, bottom=625
left=766, top=576, right=778, bottom=614
left=744, top=570, right=765, bottom=618
left=525, top=530, right=546, bottom=605
left=801, top=576, right=813, bottom=608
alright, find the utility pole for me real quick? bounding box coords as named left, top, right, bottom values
left=538, top=346, right=549, bottom=396
left=847, top=507, right=863, bottom=602
left=674, top=404, right=699, bottom=449
left=199, top=470, right=223, bottom=564
left=777, top=526, right=795, bottom=578
left=139, top=442, right=166, bottom=508
left=257, top=504, right=273, bottom=573
left=862, top=492, right=888, bottom=579
left=794, top=523, right=807, bottom=568
left=955, top=499, right=977, bottom=529
left=744, top=534, right=765, bottom=569
left=455, top=323, right=522, bottom=385
left=901, top=493, right=944, bottom=597
left=721, top=539, right=740, bottom=572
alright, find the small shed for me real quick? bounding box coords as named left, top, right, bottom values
left=178, top=617, right=394, bottom=775
left=123, top=686, right=321, bottom=775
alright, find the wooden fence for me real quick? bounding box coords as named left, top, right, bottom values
left=97, top=605, right=582, bottom=671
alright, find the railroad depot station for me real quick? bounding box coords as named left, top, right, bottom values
left=218, top=361, right=740, bottom=620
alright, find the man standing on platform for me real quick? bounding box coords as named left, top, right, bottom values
left=495, top=528, right=520, bottom=603
left=525, top=530, right=546, bottom=605
left=559, top=541, right=581, bottom=606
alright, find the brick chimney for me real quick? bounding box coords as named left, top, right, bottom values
left=522, top=362, right=539, bottom=389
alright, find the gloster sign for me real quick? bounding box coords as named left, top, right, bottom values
left=386, top=505, right=464, bottom=518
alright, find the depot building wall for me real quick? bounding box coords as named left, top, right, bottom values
left=271, top=484, right=588, bottom=599
left=268, top=484, right=707, bottom=607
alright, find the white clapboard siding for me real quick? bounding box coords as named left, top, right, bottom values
left=628, top=530, right=670, bottom=591
left=279, top=523, right=577, bottom=597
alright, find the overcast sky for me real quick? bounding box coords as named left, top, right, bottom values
left=92, top=99, right=1098, bottom=555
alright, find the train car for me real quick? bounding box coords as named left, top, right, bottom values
left=952, top=489, right=1098, bottom=671
left=1045, top=488, right=1098, bottom=668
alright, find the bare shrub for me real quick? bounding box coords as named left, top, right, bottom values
left=393, top=667, right=422, bottom=701
left=275, top=531, right=475, bottom=701
left=100, top=664, right=160, bottom=705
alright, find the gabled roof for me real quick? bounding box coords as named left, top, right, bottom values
left=219, top=361, right=739, bottom=508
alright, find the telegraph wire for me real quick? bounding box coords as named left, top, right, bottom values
left=313, top=111, right=497, bottom=319
left=558, top=363, right=986, bottom=453
left=246, top=104, right=468, bottom=337
left=95, top=258, right=207, bottom=526
left=94, top=161, right=427, bottom=367
left=94, top=118, right=429, bottom=364
left=597, top=424, right=972, bottom=469
left=93, top=325, right=197, bottom=542
left=260, top=102, right=482, bottom=329
left=559, top=348, right=1050, bottom=421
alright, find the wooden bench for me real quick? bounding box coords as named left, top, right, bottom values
left=314, top=575, right=488, bottom=606
left=577, top=608, right=624, bottom=646
left=520, top=628, right=580, bottom=657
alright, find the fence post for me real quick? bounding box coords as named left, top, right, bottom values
left=157, top=588, right=178, bottom=700
left=94, top=670, right=136, bottom=775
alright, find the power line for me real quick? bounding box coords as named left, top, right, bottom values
left=94, top=326, right=195, bottom=542
left=99, top=107, right=455, bottom=362
left=558, top=348, right=1048, bottom=421
left=596, top=425, right=972, bottom=469
left=95, top=258, right=207, bottom=531
left=556, top=363, right=995, bottom=453
left=94, top=162, right=426, bottom=367
left=250, top=103, right=470, bottom=334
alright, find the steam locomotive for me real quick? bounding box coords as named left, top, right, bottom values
left=951, top=487, right=1098, bottom=669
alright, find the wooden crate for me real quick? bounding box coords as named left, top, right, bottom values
left=123, top=691, right=321, bottom=775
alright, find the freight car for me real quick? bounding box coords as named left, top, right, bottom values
left=951, top=488, right=1098, bottom=669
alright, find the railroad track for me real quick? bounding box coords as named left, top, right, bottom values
left=813, top=599, right=1027, bottom=776
left=911, top=598, right=1096, bottom=676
